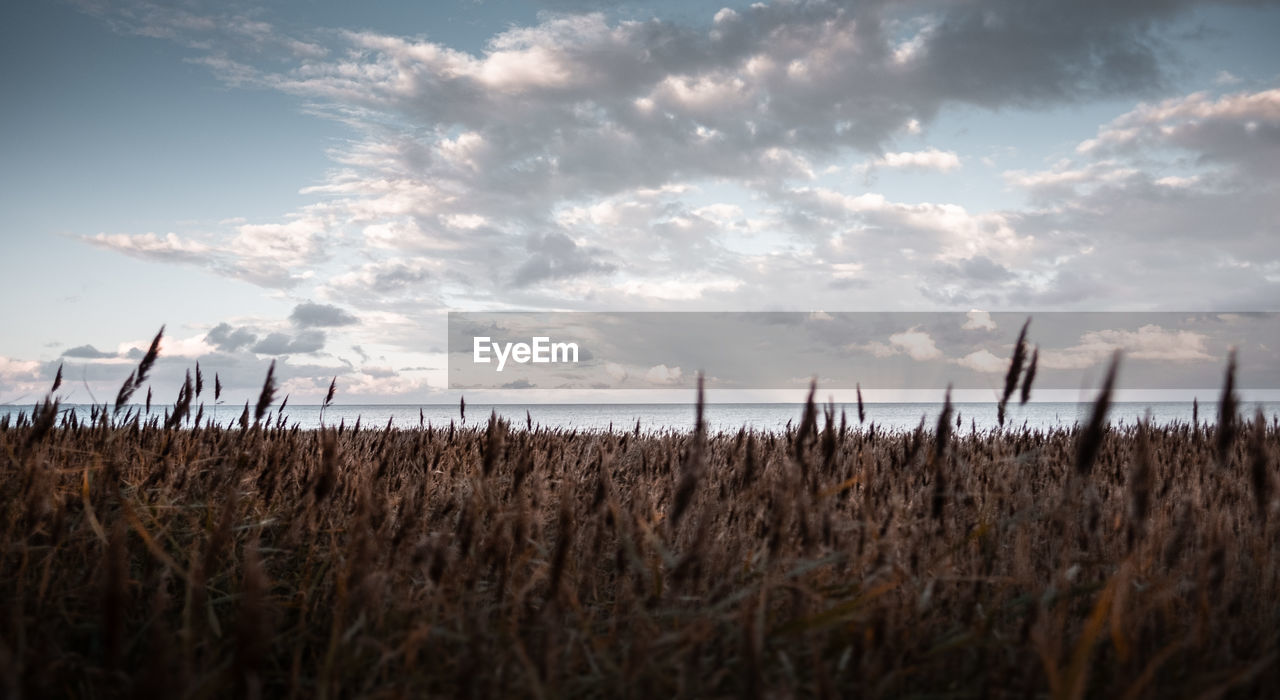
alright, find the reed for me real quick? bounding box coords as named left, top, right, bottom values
left=1, top=330, right=1277, bottom=698
left=998, top=317, right=1030, bottom=427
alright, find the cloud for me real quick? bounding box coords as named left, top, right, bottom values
left=953, top=349, right=1006, bottom=374
left=84, top=0, right=1201, bottom=290
left=874, top=148, right=961, bottom=172
left=1004, top=159, right=1140, bottom=198
left=1214, top=70, right=1242, bottom=86
left=112, top=332, right=215, bottom=360
left=207, top=317, right=336, bottom=358
left=261, top=0, right=1190, bottom=167
left=69, top=1, right=1280, bottom=333
left=605, top=362, right=629, bottom=382
left=86, top=232, right=212, bottom=264
left=889, top=329, right=943, bottom=361
left=206, top=322, right=258, bottom=352
left=290, top=302, right=358, bottom=328
left=782, top=187, right=1028, bottom=264
left=933, top=256, right=1016, bottom=287
left=644, top=364, right=683, bottom=385
left=962, top=310, right=997, bottom=331
left=323, top=259, right=438, bottom=306
left=1076, top=88, right=1280, bottom=177
left=62, top=344, right=118, bottom=359
left=251, top=330, right=327, bottom=356
left=85, top=216, right=329, bottom=289
left=227, top=217, right=328, bottom=286
left=0, top=356, right=43, bottom=395
left=511, top=232, right=615, bottom=287
left=1041, top=325, right=1213, bottom=369
left=985, top=85, right=1280, bottom=309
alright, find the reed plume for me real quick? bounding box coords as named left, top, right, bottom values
left=997, top=317, right=1030, bottom=427
left=1076, top=350, right=1119, bottom=476
left=1216, top=348, right=1238, bottom=467
left=254, top=360, right=276, bottom=424
left=113, top=325, right=164, bottom=413
left=1020, top=345, right=1038, bottom=405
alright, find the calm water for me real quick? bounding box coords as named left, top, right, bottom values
left=5, top=401, right=1279, bottom=434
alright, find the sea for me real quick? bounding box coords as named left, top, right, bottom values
left=5, top=401, right=1279, bottom=435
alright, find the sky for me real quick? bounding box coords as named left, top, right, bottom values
left=1, top=0, right=1278, bottom=405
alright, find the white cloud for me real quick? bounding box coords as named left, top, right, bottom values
left=1003, top=159, right=1138, bottom=193
left=0, top=356, right=43, bottom=395
left=1041, top=325, right=1213, bottom=370
left=889, top=329, right=942, bottom=361
left=788, top=186, right=1029, bottom=263
left=645, top=364, right=683, bottom=385
left=117, top=332, right=216, bottom=360
left=86, top=216, right=329, bottom=289
left=962, top=310, right=997, bottom=331
left=605, top=362, right=629, bottom=382
left=1076, top=89, right=1280, bottom=172
left=874, top=148, right=961, bottom=172
left=87, top=232, right=212, bottom=263
left=442, top=213, right=489, bottom=230
left=953, top=349, right=1006, bottom=374
left=325, top=258, right=437, bottom=299
left=1154, top=175, right=1198, bottom=188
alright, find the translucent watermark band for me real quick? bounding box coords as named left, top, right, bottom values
left=447, top=311, right=1280, bottom=391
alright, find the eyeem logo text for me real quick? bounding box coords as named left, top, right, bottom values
left=473, top=336, right=579, bottom=371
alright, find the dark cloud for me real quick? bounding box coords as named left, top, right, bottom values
left=206, top=322, right=258, bottom=352
left=511, top=232, right=616, bottom=287
left=290, top=301, right=359, bottom=328
left=359, top=261, right=432, bottom=293
left=265, top=0, right=1201, bottom=184
left=62, top=344, right=117, bottom=359
left=913, top=0, right=1187, bottom=107
left=936, top=256, right=1016, bottom=284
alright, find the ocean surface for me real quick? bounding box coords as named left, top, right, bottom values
left=5, top=401, right=1279, bottom=434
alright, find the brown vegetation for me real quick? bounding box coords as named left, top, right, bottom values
left=1, top=332, right=1278, bottom=698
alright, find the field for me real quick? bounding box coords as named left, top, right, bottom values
left=2, top=346, right=1279, bottom=698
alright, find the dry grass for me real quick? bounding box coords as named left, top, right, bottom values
left=2, top=338, right=1279, bottom=698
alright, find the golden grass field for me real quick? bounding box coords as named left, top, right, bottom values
left=2, top=330, right=1278, bottom=698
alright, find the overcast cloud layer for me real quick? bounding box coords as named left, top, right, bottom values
left=2, top=0, right=1278, bottom=404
